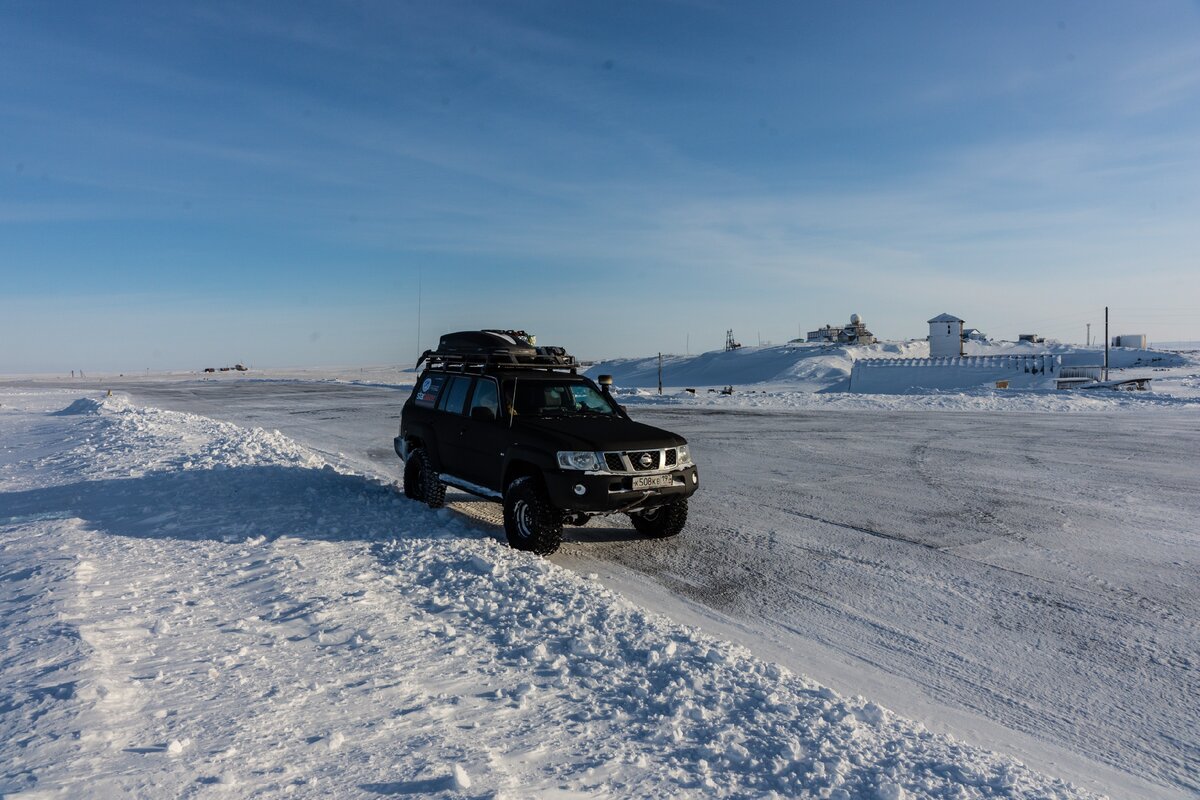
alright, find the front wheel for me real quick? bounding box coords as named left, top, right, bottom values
left=503, top=477, right=563, bottom=556
left=629, top=497, right=688, bottom=538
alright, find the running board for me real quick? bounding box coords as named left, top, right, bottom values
left=440, top=473, right=503, bottom=500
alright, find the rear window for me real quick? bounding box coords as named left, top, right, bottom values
left=438, top=375, right=473, bottom=415
left=470, top=378, right=499, bottom=417
left=414, top=373, right=447, bottom=408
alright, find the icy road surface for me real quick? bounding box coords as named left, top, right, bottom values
left=10, top=378, right=1197, bottom=798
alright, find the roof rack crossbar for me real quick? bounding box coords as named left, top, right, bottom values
left=416, top=349, right=578, bottom=374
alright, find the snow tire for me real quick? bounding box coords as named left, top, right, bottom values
left=402, top=450, right=422, bottom=500
left=408, top=448, right=445, bottom=509
left=629, top=497, right=688, bottom=538
left=503, top=476, right=563, bottom=556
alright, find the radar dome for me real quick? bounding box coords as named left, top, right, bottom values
left=850, top=313, right=861, bottom=325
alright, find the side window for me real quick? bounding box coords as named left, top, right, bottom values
left=438, top=376, right=473, bottom=415
left=414, top=373, right=447, bottom=408
left=469, top=379, right=499, bottom=420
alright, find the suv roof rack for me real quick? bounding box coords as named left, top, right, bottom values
left=416, top=330, right=578, bottom=374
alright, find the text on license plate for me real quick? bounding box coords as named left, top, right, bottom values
left=631, top=474, right=673, bottom=490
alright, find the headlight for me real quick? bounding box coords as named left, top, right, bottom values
left=556, top=451, right=602, bottom=471
left=676, top=444, right=692, bottom=465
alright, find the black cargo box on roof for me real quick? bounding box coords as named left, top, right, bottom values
left=437, top=330, right=536, bottom=357
left=417, top=329, right=577, bottom=371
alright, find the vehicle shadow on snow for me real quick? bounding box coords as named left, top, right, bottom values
left=0, top=466, right=648, bottom=547
left=0, top=466, right=425, bottom=544
left=442, top=492, right=648, bottom=544
left=359, top=778, right=488, bottom=797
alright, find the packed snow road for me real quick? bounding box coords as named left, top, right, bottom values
left=20, top=378, right=1199, bottom=798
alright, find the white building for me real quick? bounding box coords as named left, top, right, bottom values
left=928, top=313, right=964, bottom=358
left=1112, top=334, right=1147, bottom=349
left=850, top=354, right=1060, bottom=393
left=806, top=313, right=876, bottom=345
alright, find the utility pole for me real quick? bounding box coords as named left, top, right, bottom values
left=1104, top=306, right=1109, bottom=381
left=1086, top=323, right=1091, bottom=347
left=657, top=353, right=663, bottom=395
left=686, top=332, right=690, bottom=356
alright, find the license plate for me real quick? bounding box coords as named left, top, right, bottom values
left=631, top=474, right=673, bottom=490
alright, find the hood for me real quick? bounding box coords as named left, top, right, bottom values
left=514, top=415, right=685, bottom=452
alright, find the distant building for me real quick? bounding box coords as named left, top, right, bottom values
left=1112, top=334, right=1147, bottom=349
left=851, top=354, right=1061, bottom=393
left=928, top=313, right=964, bottom=357
left=807, top=313, right=876, bottom=345
left=963, top=328, right=988, bottom=342
left=1018, top=334, right=1045, bottom=344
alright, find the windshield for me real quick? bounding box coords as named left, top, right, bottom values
left=510, top=381, right=618, bottom=417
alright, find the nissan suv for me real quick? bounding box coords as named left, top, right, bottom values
left=395, top=330, right=699, bottom=555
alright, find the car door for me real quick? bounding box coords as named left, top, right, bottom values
left=456, top=377, right=508, bottom=491
left=432, top=375, right=474, bottom=475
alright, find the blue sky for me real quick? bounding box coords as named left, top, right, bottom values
left=3, top=1, right=1199, bottom=371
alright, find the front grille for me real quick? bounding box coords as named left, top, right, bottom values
left=627, top=450, right=660, bottom=471
left=602, top=449, right=673, bottom=473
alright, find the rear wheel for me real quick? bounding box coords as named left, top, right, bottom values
left=402, top=450, right=421, bottom=499
left=503, top=477, right=563, bottom=556
left=629, top=497, right=688, bottom=538
left=406, top=448, right=445, bottom=509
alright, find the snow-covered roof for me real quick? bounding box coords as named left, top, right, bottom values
left=928, top=313, right=965, bottom=324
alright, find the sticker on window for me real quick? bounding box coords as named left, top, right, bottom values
left=415, top=375, right=446, bottom=407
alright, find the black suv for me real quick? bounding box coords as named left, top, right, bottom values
left=395, top=330, right=699, bottom=555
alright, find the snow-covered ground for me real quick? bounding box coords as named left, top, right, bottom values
left=3, top=344, right=1198, bottom=798
left=0, top=389, right=1110, bottom=799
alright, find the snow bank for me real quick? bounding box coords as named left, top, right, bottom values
left=587, top=341, right=927, bottom=391
left=50, top=397, right=106, bottom=415
left=375, top=537, right=1096, bottom=798
left=0, top=390, right=1096, bottom=798
left=584, top=338, right=1200, bottom=407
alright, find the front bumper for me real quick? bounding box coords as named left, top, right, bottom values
left=543, top=465, right=699, bottom=513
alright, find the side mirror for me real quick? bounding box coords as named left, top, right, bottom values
left=470, top=406, right=496, bottom=422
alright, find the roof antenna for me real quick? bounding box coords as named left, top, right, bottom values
left=509, top=377, right=517, bottom=429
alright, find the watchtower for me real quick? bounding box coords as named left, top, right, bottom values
left=928, top=313, right=964, bottom=358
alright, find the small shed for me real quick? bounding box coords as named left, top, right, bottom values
left=928, top=313, right=964, bottom=358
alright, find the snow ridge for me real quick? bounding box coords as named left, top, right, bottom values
left=376, top=536, right=1093, bottom=798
